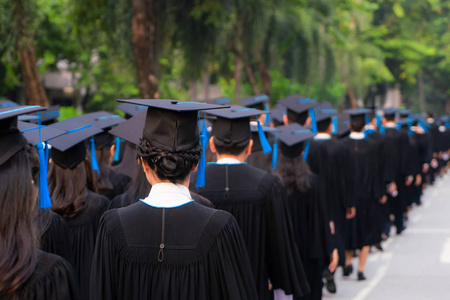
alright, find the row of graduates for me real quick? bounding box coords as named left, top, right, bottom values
left=0, top=95, right=446, bottom=300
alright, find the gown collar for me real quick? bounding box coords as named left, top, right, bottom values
left=216, top=157, right=243, bottom=165
left=141, top=183, right=193, bottom=208
left=314, top=133, right=332, bottom=140
left=349, top=132, right=366, bottom=140
left=385, top=122, right=397, bottom=128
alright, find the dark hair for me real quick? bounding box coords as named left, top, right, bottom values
left=273, top=153, right=312, bottom=194
left=317, top=119, right=331, bottom=132
left=350, top=116, right=366, bottom=132
left=48, top=158, right=96, bottom=218
left=213, top=140, right=249, bottom=156
left=93, top=147, right=114, bottom=190
left=117, top=160, right=152, bottom=207
left=0, top=147, right=38, bottom=299
left=138, top=138, right=201, bottom=184
left=384, top=114, right=396, bottom=121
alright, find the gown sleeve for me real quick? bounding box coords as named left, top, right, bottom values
left=264, top=175, right=310, bottom=297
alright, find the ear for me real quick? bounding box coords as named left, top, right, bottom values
left=246, top=139, right=253, bottom=155
left=192, top=162, right=198, bottom=172
left=305, top=116, right=311, bottom=126
left=109, top=145, right=115, bottom=162
left=209, top=136, right=217, bottom=153
left=283, top=114, right=289, bottom=125
left=140, top=157, right=151, bottom=174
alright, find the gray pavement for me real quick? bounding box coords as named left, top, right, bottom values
left=323, top=172, right=450, bottom=300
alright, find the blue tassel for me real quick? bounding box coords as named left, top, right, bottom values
left=37, top=142, right=52, bottom=209
left=113, top=137, right=121, bottom=162
left=376, top=114, right=382, bottom=128
left=264, top=103, right=270, bottom=124
left=331, top=116, right=337, bottom=135
left=364, top=131, right=368, bottom=139
left=379, top=124, right=385, bottom=135
left=195, top=134, right=207, bottom=188
left=257, top=119, right=272, bottom=153
left=408, top=120, right=413, bottom=137
left=418, top=120, right=428, bottom=133
left=446, top=121, right=450, bottom=129
left=396, top=122, right=402, bottom=130
left=302, top=141, right=310, bottom=161
left=271, top=138, right=278, bottom=169
left=44, top=141, right=49, bottom=167
left=365, top=115, right=370, bottom=125
left=309, top=108, right=317, bottom=133
left=90, top=138, right=100, bottom=174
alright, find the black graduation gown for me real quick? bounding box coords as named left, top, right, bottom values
left=246, top=151, right=272, bottom=172
left=191, top=164, right=310, bottom=300
left=39, top=210, right=75, bottom=267
left=307, top=138, right=351, bottom=265
left=18, top=250, right=79, bottom=300
left=98, top=170, right=131, bottom=200
left=285, top=172, right=334, bottom=300
left=111, top=141, right=140, bottom=178
left=90, top=201, right=257, bottom=300
left=341, top=137, right=384, bottom=249
left=63, top=191, right=109, bottom=300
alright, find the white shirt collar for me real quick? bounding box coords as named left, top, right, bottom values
left=314, top=133, right=332, bottom=140
left=365, top=124, right=376, bottom=130
left=385, top=122, right=397, bottom=128
left=141, top=183, right=193, bottom=208
left=349, top=132, right=366, bottom=140
left=216, top=157, right=243, bottom=165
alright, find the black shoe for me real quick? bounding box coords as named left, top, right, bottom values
left=374, top=243, right=383, bottom=251
left=357, top=271, right=366, bottom=281
left=323, top=270, right=336, bottom=294
left=343, top=264, right=353, bottom=276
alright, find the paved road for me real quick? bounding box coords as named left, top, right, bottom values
left=323, top=172, right=450, bottom=300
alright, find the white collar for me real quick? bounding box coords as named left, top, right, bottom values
left=365, top=124, right=376, bottom=130
left=216, top=157, right=243, bottom=165
left=349, top=132, right=365, bottom=140
left=314, top=133, right=332, bottom=140
left=141, top=183, right=193, bottom=208
left=385, top=122, right=397, bottom=128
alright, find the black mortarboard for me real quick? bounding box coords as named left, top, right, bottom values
left=0, top=106, right=46, bottom=165
left=240, top=94, right=270, bottom=110
left=48, top=120, right=103, bottom=169
left=117, top=99, right=227, bottom=151
left=399, top=109, right=412, bottom=118
left=206, top=105, right=270, bottom=150
left=270, top=105, right=286, bottom=126
left=70, top=111, right=125, bottom=149
left=108, top=111, right=146, bottom=146
left=278, top=94, right=317, bottom=124
left=313, top=102, right=337, bottom=123
left=344, top=108, right=372, bottom=127
left=382, top=107, right=399, bottom=118
left=116, top=103, right=148, bottom=118
left=277, top=123, right=315, bottom=158
left=203, top=97, right=232, bottom=106
left=18, top=121, right=65, bottom=145
left=0, top=100, right=19, bottom=108
left=26, top=105, right=61, bottom=125
left=336, top=113, right=350, bottom=137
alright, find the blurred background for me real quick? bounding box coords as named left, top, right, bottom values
left=1, top=0, right=450, bottom=118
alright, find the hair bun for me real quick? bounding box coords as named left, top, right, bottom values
left=157, top=156, right=185, bottom=177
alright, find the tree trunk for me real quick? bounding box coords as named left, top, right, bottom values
left=418, top=71, right=425, bottom=113
left=256, top=55, right=271, bottom=96
left=189, top=81, right=198, bottom=101
left=347, top=86, right=358, bottom=108
left=245, top=64, right=260, bottom=95
left=131, top=0, right=159, bottom=99
left=14, top=0, right=49, bottom=107
left=202, top=69, right=210, bottom=100
left=234, top=52, right=243, bottom=104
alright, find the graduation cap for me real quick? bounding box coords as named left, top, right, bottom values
left=26, top=105, right=61, bottom=125
left=0, top=105, right=51, bottom=208
left=382, top=107, right=399, bottom=118
left=0, top=99, right=19, bottom=108
left=278, top=94, right=317, bottom=125
left=206, top=105, right=272, bottom=154
left=313, top=102, right=337, bottom=123
left=270, top=105, right=286, bottom=126
left=240, top=94, right=269, bottom=110
left=336, top=113, right=351, bottom=137
left=116, top=103, right=148, bottom=118
left=108, top=111, right=146, bottom=146
left=203, top=97, right=232, bottom=106
left=18, top=121, right=65, bottom=145
left=399, top=109, right=412, bottom=119
left=117, top=99, right=229, bottom=187
left=48, top=120, right=103, bottom=170
left=277, top=123, right=315, bottom=159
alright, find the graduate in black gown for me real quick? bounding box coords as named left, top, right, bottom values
left=273, top=123, right=337, bottom=300
left=341, top=109, right=385, bottom=281
left=382, top=108, right=413, bottom=235
left=305, top=102, right=354, bottom=292
left=91, top=99, right=257, bottom=300
left=47, top=119, right=110, bottom=300
left=0, top=105, right=79, bottom=300
left=191, top=105, right=310, bottom=300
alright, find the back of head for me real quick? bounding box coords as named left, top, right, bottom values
left=274, top=153, right=312, bottom=194
left=350, top=115, right=366, bottom=132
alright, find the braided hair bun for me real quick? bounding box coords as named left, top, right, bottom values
left=138, top=138, right=201, bottom=183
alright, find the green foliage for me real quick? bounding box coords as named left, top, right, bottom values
left=59, top=106, right=82, bottom=121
